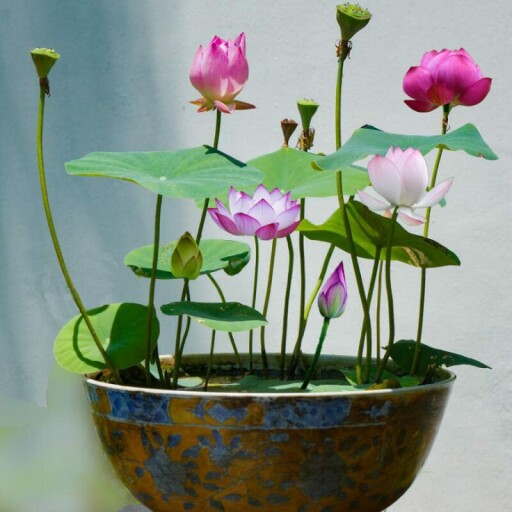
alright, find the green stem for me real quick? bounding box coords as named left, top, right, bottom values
left=248, top=236, right=259, bottom=372
left=207, top=273, right=242, bottom=370
left=260, top=238, right=277, bottom=374
left=336, top=171, right=371, bottom=385
left=280, top=236, right=294, bottom=379
left=335, top=49, right=348, bottom=150
left=145, top=194, right=163, bottom=385
left=204, top=330, right=216, bottom=391
left=297, top=199, right=307, bottom=347
left=172, top=111, right=222, bottom=387
left=301, top=318, right=330, bottom=389
left=356, top=247, right=381, bottom=383
left=376, top=208, right=399, bottom=382
left=412, top=107, right=450, bottom=374
left=196, top=110, right=222, bottom=244
left=172, top=279, right=189, bottom=388
left=288, top=243, right=335, bottom=378
left=376, top=260, right=384, bottom=367
left=36, top=82, right=121, bottom=384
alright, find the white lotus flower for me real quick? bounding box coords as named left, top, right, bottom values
left=357, top=146, right=453, bottom=226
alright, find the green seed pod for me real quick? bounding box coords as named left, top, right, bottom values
left=30, top=48, right=60, bottom=79
left=336, top=3, right=372, bottom=41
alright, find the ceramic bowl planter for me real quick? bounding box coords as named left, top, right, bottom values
left=85, top=354, right=455, bottom=512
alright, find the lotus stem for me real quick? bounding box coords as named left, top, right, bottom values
left=280, top=236, right=295, bottom=379
left=376, top=208, right=399, bottom=382
left=204, top=330, right=216, bottom=391
left=35, top=77, right=121, bottom=383
left=249, top=236, right=259, bottom=372
left=301, top=318, right=330, bottom=389
left=412, top=106, right=449, bottom=374
left=145, top=194, right=163, bottom=385
left=260, top=238, right=277, bottom=375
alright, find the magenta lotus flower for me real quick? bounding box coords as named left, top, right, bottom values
left=318, top=262, right=348, bottom=320
left=403, top=48, right=492, bottom=113
left=208, top=185, right=301, bottom=240
left=190, top=33, right=255, bottom=114
left=357, top=147, right=453, bottom=226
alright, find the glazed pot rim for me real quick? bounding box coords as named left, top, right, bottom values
left=84, top=353, right=456, bottom=399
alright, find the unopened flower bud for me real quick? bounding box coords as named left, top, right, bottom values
left=171, top=232, right=203, bottom=280
left=318, top=262, right=348, bottom=319
left=336, top=3, right=372, bottom=42
left=30, top=48, right=60, bottom=79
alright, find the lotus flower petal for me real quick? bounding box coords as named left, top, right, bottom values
left=276, top=220, right=301, bottom=238
left=415, top=177, right=454, bottom=208
left=256, top=223, right=279, bottom=240
left=357, top=189, right=391, bottom=211
left=233, top=212, right=261, bottom=236
left=458, top=77, right=492, bottom=106
left=403, top=66, right=433, bottom=102
left=208, top=209, right=240, bottom=235
left=399, top=149, right=429, bottom=205
left=368, top=155, right=401, bottom=206
left=404, top=99, right=438, bottom=112
left=397, top=206, right=426, bottom=226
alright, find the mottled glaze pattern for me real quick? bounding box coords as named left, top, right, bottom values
left=85, top=358, right=454, bottom=512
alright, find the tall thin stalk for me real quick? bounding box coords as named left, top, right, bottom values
left=172, top=110, right=222, bottom=388
left=280, top=236, right=294, bottom=379
left=376, top=208, right=399, bottom=382
left=145, top=194, right=163, bottom=385
left=260, top=238, right=277, bottom=374
left=248, top=236, right=259, bottom=372
left=411, top=105, right=450, bottom=374
left=35, top=77, right=121, bottom=384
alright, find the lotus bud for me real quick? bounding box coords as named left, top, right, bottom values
left=336, top=3, right=372, bottom=42
left=318, top=262, right=348, bottom=319
left=170, top=232, right=203, bottom=280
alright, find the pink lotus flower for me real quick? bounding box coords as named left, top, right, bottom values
left=208, top=185, right=301, bottom=240
left=403, top=48, right=492, bottom=113
left=318, top=262, right=347, bottom=319
left=357, top=147, right=453, bottom=226
left=190, top=33, right=255, bottom=114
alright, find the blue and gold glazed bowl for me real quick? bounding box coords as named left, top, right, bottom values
left=84, top=354, right=454, bottom=512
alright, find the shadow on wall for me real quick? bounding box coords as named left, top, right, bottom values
left=0, top=1, right=179, bottom=402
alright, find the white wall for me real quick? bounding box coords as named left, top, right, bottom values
left=1, top=1, right=511, bottom=510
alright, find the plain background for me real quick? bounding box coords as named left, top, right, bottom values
left=1, top=1, right=511, bottom=510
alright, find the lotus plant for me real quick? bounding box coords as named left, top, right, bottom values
left=31, top=3, right=495, bottom=400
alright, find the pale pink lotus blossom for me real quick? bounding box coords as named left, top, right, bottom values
left=208, top=185, right=300, bottom=240
left=403, top=48, right=492, bottom=113
left=318, top=262, right=348, bottom=320
left=357, top=147, right=453, bottom=226
left=190, top=33, right=255, bottom=114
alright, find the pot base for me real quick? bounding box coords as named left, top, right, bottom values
left=85, top=354, right=454, bottom=512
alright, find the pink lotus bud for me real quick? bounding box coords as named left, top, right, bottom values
left=403, top=48, right=492, bottom=113
left=190, top=33, right=255, bottom=114
left=318, top=263, right=348, bottom=319
left=208, top=185, right=301, bottom=241
left=357, top=147, right=453, bottom=226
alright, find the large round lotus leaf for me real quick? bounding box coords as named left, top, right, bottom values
left=65, top=146, right=264, bottom=199
left=54, top=303, right=159, bottom=374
